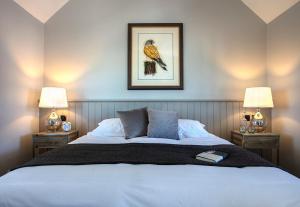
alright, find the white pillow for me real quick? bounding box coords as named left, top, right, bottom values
left=88, top=118, right=208, bottom=139
left=87, top=118, right=125, bottom=137
left=178, top=119, right=209, bottom=139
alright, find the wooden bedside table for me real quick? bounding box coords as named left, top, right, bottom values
left=231, top=130, right=280, bottom=165
left=32, top=130, right=79, bottom=157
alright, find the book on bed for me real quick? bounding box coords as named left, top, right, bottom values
left=196, top=151, right=229, bottom=163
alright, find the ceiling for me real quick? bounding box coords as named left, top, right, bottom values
left=14, top=0, right=69, bottom=23
left=241, top=0, right=300, bottom=23
left=13, top=0, right=300, bottom=24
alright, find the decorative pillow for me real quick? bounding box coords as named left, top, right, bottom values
left=147, top=109, right=179, bottom=140
left=178, top=119, right=209, bottom=139
left=117, top=107, right=148, bottom=139
left=87, top=118, right=125, bottom=137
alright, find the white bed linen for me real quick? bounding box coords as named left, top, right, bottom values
left=71, top=133, right=230, bottom=145
left=0, top=134, right=300, bottom=207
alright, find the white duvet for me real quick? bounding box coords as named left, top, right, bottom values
left=0, top=134, right=300, bottom=207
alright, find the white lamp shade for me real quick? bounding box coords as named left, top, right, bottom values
left=39, top=87, right=68, bottom=108
left=243, top=87, right=274, bottom=108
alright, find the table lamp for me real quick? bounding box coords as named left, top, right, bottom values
left=39, top=87, right=68, bottom=131
left=243, top=87, right=274, bottom=132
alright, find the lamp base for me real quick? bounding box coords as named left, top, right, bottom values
left=252, top=109, right=266, bottom=133
left=46, top=109, right=61, bottom=132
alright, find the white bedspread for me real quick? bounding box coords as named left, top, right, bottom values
left=0, top=134, right=300, bottom=207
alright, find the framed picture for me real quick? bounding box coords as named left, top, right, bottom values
left=128, top=23, right=183, bottom=90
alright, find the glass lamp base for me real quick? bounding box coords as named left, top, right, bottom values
left=46, top=109, right=61, bottom=132
left=252, top=109, right=266, bottom=133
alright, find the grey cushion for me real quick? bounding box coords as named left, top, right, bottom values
left=117, top=107, right=148, bottom=139
left=147, top=109, right=179, bottom=140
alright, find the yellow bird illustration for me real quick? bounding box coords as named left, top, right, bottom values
left=144, top=40, right=167, bottom=71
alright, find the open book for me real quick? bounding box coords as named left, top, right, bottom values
left=196, top=151, right=229, bottom=163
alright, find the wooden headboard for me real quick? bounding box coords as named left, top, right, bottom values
left=39, top=100, right=271, bottom=140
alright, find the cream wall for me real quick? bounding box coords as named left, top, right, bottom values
left=44, top=0, right=267, bottom=101
left=0, top=0, right=44, bottom=174
left=267, top=2, right=300, bottom=176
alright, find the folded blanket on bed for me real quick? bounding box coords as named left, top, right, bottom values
left=14, top=143, right=275, bottom=170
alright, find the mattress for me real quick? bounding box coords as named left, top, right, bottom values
left=0, top=134, right=299, bottom=207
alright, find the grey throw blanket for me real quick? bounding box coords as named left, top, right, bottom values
left=14, top=143, right=275, bottom=170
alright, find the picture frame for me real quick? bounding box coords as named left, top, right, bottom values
left=128, top=23, right=183, bottom=90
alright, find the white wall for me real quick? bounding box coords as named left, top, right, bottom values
left=44, top=0, right=267, bottom=101
left=0, top=0, right=44, bottom=175
left=267, top=2, right=300, bottom=176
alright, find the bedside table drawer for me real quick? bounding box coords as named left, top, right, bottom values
left=231, top=137, right=242, bottom=146
left=244, top=139, right=279, bottom=149
left=231, top=133, right=242, bottom=140
left=33, top=136, right=69, bottom=144
left=33, top=141, right=67, bottom=147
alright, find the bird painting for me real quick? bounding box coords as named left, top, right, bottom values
left=143, top=39, right=167, bottom=75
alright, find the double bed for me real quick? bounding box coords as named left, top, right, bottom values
left=1, top=129, right=300, bottom=207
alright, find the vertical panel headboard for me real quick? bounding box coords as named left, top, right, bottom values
left=39, top=100, right=271, bottom=140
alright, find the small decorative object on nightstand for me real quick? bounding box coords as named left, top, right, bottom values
left=62, top=121, right=72, bottom=132
left=61, top=115, right=72, bottom=132
left=32, top=130, right=79, bottom=157
left=239, top=112, right=248, bottom=133
left=231, top=130, right=280, bottom=165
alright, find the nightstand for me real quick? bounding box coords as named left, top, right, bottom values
left=231, top=130, right=280, bottom=165
left=32, top=130, right=79, bottom=157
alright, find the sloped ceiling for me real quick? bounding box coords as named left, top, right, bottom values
left=13, top=0, right=300, bottom=24
left=14, top=0, right=69, bottom=23
left=241, top=0, right=300, bottom=23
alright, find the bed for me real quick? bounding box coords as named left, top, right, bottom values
left=1, top=125, right=300, bottom=207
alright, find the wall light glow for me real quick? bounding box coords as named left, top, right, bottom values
left=45, top=63, right=87, bottom=84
